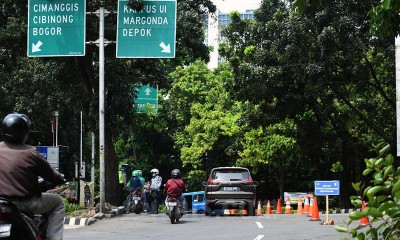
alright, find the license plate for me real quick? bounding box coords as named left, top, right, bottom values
left=0, top=224, right=11, bottom=237
left=168, top=202, right=177, bottom=206
left=223, top=187, right=239, bottom=191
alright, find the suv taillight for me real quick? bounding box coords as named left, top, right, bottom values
left=241, top=175, right=254, bottom=185
left=207, top=175, right=219, bottom=185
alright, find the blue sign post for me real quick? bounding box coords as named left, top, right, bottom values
left=314, top=180, right=340, bottom=196
left=314, top=180, right=340, bottom=225
left=36, top=146, right=59, bottom=169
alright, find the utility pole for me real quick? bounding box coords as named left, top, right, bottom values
left=54, top=111, right=59, bottom=147
left=86, top=5, right=113, bottom=214
left=396, top=36, right=400, bottom=157
left=99, top=6, right=106, bottom=214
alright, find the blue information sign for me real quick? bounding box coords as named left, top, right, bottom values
left=36, top=146, right=59, bottom=169
left=314, top=180, right=340, bottom=196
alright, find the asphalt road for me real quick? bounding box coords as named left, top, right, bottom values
left=64, top=213, right=354, bottom=240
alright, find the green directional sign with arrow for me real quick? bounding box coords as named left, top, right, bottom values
left=27, top=0, right=86, bottom=57
left=134, top=85, right=158, bottom=113
left=117, top=0, right=176, bottom=58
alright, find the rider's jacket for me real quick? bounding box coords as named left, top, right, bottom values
left=0, top=141, right=64, bottom=199
left=164, top=178, right=186, bottom=197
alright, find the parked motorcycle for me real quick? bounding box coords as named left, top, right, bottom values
left=0, top=177, right=61, bottom=240
left=130, top=190, right=143, bottom=214
left=166, top=196, right=182, bottom=224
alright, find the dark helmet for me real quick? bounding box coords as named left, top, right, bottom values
left=2, top=113, right=31, bottom=144
left=171, top=169, right=180, bottom=178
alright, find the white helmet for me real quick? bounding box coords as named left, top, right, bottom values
left=150, top=168, right=159, bottom=175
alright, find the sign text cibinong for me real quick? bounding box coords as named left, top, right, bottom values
left=27, top=0, right=86, bottom=57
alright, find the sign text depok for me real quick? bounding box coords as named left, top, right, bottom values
left=117, top=0, right=176, bottom=58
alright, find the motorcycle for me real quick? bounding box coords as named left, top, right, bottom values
left=0, top=177, right=60, bottom=240
left=166, top=196, right=182, bottom=224
left=130, top=190, right=143, bottom=214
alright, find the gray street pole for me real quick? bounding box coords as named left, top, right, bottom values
left=91, top=132, right=95, bottom=183
left=396, top=36, right=400, bottom=157
left=99, top=6, right=106, bottom=213
left=54, top=111, right=59, bottom=147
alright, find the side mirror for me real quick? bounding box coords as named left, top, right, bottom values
left=202, top=181, right=208, bottom=187
left=253, top=181, right=259, bottom=187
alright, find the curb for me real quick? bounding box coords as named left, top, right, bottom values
left=64, top=217, right=96, bottom=226
left=64, top=206, right=125, bottom=226
left=321, top=209, right=358, bottom=214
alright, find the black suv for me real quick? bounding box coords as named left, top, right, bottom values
left=203, top=167, right=258, bottom=216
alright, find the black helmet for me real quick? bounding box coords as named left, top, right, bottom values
left=2, top=113, right=31, bottom=144
left=171, top=169, right=180, bottom=178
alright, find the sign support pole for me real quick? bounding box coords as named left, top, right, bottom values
left=99, top=6, right=106, bottom=214
left=91, top=132, right=95, bottom=183
left=325, top=195, right=330, bottom=224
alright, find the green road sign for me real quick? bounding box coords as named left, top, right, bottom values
left=27, top=0, right=86, bottom=57
left=134, top=85, right=158, bottom=113
left=117, top=0, right=176, bottom=58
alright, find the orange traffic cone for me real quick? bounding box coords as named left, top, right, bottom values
left=303, top=194, right=309, bottom=215
left=309, top=197, right=321, bottom=221
left=242, top=208, right=248, bottom=216
left=359, top=201, right=370, bottom=227
left=308, top=194, right=314, bottom=217
left=257, top=200, right=263, bottom=215
left=266, top=200, right=272, bottom=214
left=297, top=196, right=303, bottom=215
left=276, top=198, right=283, bottom=214
left=285, top=198, right=292, bottom=214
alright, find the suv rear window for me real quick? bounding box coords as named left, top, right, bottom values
left=212, top=169, right=249, bottom=181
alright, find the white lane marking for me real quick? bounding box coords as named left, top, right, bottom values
left=253, top=235, right=265, bottom=240
left=256, top=222, right=264, bottom=228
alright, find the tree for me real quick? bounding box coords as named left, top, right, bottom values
left=238, top=119, right=301, bottom=201
left=219, top=0, right=395, bottom=206
left=336, top=145, right=400, bottom=240
left=0, top=0, right=216, bottom=205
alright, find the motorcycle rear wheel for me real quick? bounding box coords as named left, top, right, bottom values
left=170, top=207, right=176, bottom=224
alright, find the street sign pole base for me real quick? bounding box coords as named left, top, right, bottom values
left=320, top=219, right=335, bottom=225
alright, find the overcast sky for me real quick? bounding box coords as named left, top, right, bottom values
left=212, top=0, right=262, bottom=12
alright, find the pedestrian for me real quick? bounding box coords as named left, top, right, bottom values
left=0, top=113, right=65, bottom=240
left=149, top=168, right=162, bottom=214
left=62, top=183, right=77, bottom=203
left=84, top=184, right=91, bottom=208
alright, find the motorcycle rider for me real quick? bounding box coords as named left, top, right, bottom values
left=137, top=170, right=147, bottom=212
left=164, top=169, right=187, bottom=214
left=149, top=168, right=162, bottom=213
left=0, top=113, right=65, bottom=240
left=125, top=170, right=142, bottom=214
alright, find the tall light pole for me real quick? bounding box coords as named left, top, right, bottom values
left=54, top=111, right=59, bottom=147
left=98, top=6, right=106, bottom=213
